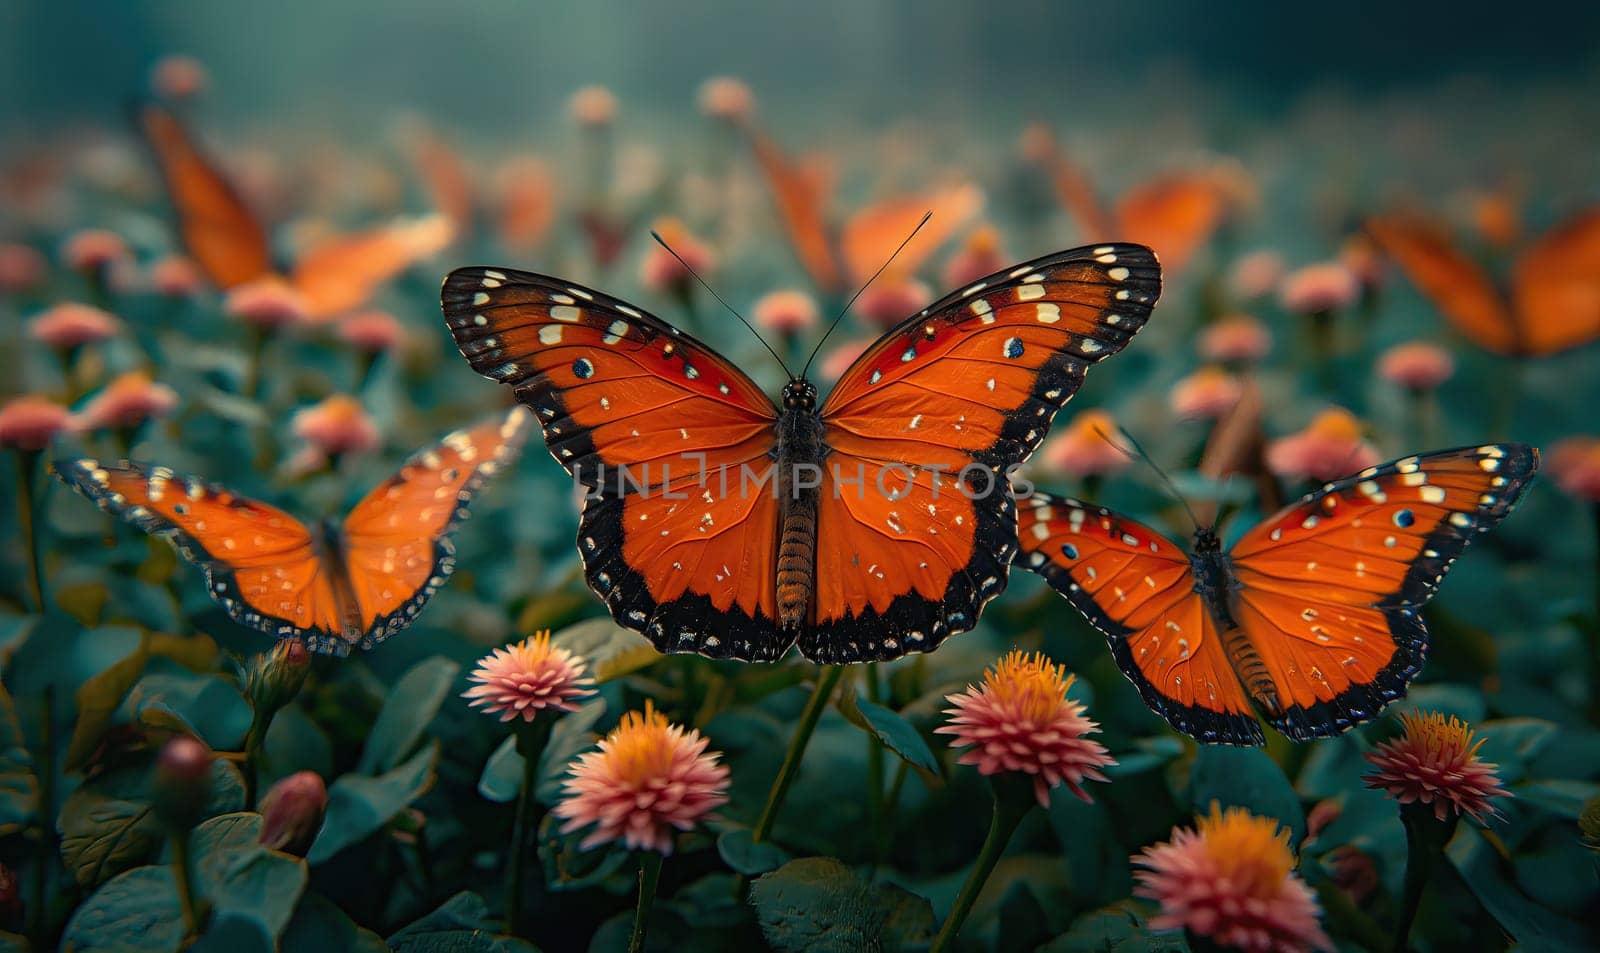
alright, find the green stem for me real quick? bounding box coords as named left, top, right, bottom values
left=930, top=774, right=1034, bottom=953
left=629, top=851, right=663, bottom=953
left=876, top=760, right=910, bottom=863
left=15, top=450, right=45, bottom=613
left=29, top=686, right=55, bottom=946
left=1493, top=356, right=1523, bottom=439
left=171, top=831, right=203, bottom=940
left=1394, top=803, right=1457, bottom=952
left=751, top=666, right=845, bottom=845
left=506, top=717, right=552, bottom=936
left=865, top=665, right=885, bottom=861
left=242, top=326, right=269, bottom=402
left=241, top=708, right=278, bottom=810
left=1310, top=309, right=1336, bottom=397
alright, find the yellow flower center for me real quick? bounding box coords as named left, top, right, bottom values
left=1196, top=803, right=1296, bottom=893
left=983, top=650, right=1073, bottom=724
left=600, top=702, right=682, bottom=783
left=1305, top=408, right=1364, bottom=442
left=1396, top=710, right=1480, bottom=761
left=1065, top=410, right=1119, bottom=445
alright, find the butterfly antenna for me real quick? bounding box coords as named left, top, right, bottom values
left=800, top=210, right=932, bottom=379
left=649, top=230, right=793, bottom=377
left=1095, top=424, right=1206, bottom=533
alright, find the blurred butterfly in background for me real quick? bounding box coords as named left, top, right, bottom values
left=137, top=103, right=454, bottom=321
left=746, top=127, right=984, bottom=295
left=1021, top=122, right=1240, bottom=278
left=1016, top=445, right=1538, bottom=745
left=55, top=409, right=529, bottom=653
left=401, top=121, right=560, bottom=257
left=1368, top=208, right=1600, bottom=357
left=443, top=244, right=1160, bottom=663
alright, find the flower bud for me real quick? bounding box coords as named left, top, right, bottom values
left=151, top=736, right=214, bottom=832
left=0, top=862, right=20, bottom=928
left=247, top=639, right=312, bottom=717
left=258, top=771, right=328, bottom=856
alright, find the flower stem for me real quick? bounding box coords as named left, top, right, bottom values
left=1394, top=803, right=1457, bottom=952
left=629, top=851, right=663, bottom=953
left=241, top=708, right=277, bottom=810
left=506, top=717, right=553, bottom=936
left=864, top=664, right=885, bottom=862
left=15, top=450, right=45, bottom=612
left=170, top=830, right=203, bottom=940
left=751, top=665, right=845, bottom=845
left=930, top=774, right=1035, bottom=953
left=28, top=686, right=55, bottom=946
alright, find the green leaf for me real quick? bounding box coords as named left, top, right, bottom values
left=1105, top=735, right=1185, bottom=778
left=282, top=893, right=389, bottom=953
left=717, top=828, right=792, bottom=876
left=477, top=734, right=522, bottom=803
left=64, top=633, right=150, bottom=771
left=536, top=812, right=632, bottom=893
left=750, top=857, right=936, bottom=953
left=357, top=656, right=460, bottom=775
left=550, top=616, right=660, bottom=681
left=130, top=673, right=253, bottom=750
left=536, top=697, right=606, bottom=805
left=389, top=891, right=540, bottom=952
left=0, top=679, right=38, bottom=836
left=1474, top=718, right=1559, bottom=783
left=1515, top=779, right=1600, bottom=819
left=1447, top=825, right=1592, bottom=952
left=851, top=698, right=940, bottom=775
left=1043, top=901, right=1189, bottom=952
left=62, top=865, right=185, bottom=951
left=58, top=788, right=163, bottom=887
left=308, top=742, right=439, bottom=864
left=1190, top=745, right=1306, bottom=843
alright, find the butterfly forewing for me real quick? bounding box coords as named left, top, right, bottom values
left=1510, top=207, right=1600, bottom=355
left=1367, top=215, right=1519, bottom=354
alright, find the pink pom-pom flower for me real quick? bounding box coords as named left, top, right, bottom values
left=463, top=631, right=597, bottom=723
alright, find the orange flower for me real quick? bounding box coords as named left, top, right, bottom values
left=337, top=310, right=407, bottom=353
left=1134, top=804, right=1333, bottom=953
left=569, top=85, right=618, bottom=127
left=1170, top=367, right=1244, bottom=421
left=290, top=394, right=380, bottom=458
left=1227, top=249, right=1285, bottom=301
left=553, top=702, right=730, bottom=854
left=1199, top=314, right=1271, bottom=364
left=463, top=631, right=596, bottom=722
left=1265, top=408, right=1379, bottom=482
left=61, top=230, right=129, bottom=273
left=1279, top=263, right=1359, bottom=314
left=151, top=54, right=208, bottom=100
left=752, top=289, right=820, bottom=336
left=1036, top=410, right=1130, bottom=479
left=855, top=277, right=931, bottom=329
left=1377, top=341, right=1455, bottom=392
left=1363, top=711, right=1510, bottom=824
left=940, top=225, right=1007, bottom=291
left=76, top=371, right=179, bottom=431
left=1547, top=436, right=1600, bottom=501
left=225, top=277, right=309, bottom=330
left=937, top=651, right=1113, bottom=806
left=697, top=76, right=755, bottom=123
left=29, top=303, right=122, bottom=349
left=640, top=218, right=715, bottom=294
left=0, top=396, right=75, bottom=451
left=149, top=256, right=204, bottom=298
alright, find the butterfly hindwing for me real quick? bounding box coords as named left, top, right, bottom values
left=443, top=267, right=789, bottom=660
left=1228, top=444, right=1539, bottom=741
left=1016, top=493, right=1264, bottom=746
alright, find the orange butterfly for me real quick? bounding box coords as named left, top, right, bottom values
left=137, top=103, right=453, bottom=321
left=1367, top=210, right=1600, bottom=357
left=402, top=123, right=560, bottom=256
left=54, top=410, right=529, bottom=653
left=1016, top=445, right=1537, bottom=745
left=747, top=129, right=983, bottom=295
left=1024, top=124, right=1238, bottom=277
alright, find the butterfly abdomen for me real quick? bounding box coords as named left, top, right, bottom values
left=775, top=401, right=826, bottom=632
left=1194, top=550, right=1282, bottom=715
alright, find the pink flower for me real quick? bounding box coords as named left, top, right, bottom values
left=1377, top=341, right=1455, bottom=392
left=697, top=77, right=755, bottom=123
left=1134, top=803, right=1333, bottom=953
left=0, top=243, right=47, bottom=294
left=569, top=85, right=618, bottom=127
left=290, top=394, right=380, bottom=458
left=1363, top=711, right=1511, bottom=824
left=225, top=277, right=308, bottom=330
left=61, top=230, right=129, bottom=273
left=752, top=289, right=820, bottom=336
left=855, top=277, right=931, bottom=329
left=0, top=396, right=75, bottom=450
left=29, top=303, right=122, bottom=349
left=1017, top=122, right=1057, bottom=165
left=1340, top=234, right=1385, bottom=293
left=936, top=650, right=1114, bottom=806
left=941, top=225, right=1007, bottom=290
left=258, top=771, right=327, bottom=857
left=553, top=701, right=730, bottom=854
left=462, top=631, right=596, bottom=722
left=1227, top=250, right=1286, bottom=301
left=819, top=337, right=873, bottom=381
left=1279, top=263, right=1359, bottom=315
left=151, top=55, right=208, bottom=100
left=1265, top=409, right=1380, bottom=482
left=76, top=371, right=179, bottom=431
left=1170, top=367, right=1244, bottom=421
left=149, top=256, right=204, bottom=298
left=1036, top=410, right=1131, bottom=480
left=1199, top=314, right=1271, bottom=364
left=640, top=218, right=715, bottom=294
left=336, top=310, right=407, bottom=353
left=1547, top=436, right=1600, bottom=502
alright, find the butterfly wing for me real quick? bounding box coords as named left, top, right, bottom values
left=1228, top=444, right=1539, bottom=741
left=1016, top=494, right=1263, bottom=745
left=839, top=184, right=983, bottom=287
left=749, top=131, right=842, bottom=293
left=1114, top=173, right=1227, bottom=277
left=442, top=267, right=788, bottom=660
left=290, top=214, right=454, bottom=320
left=804, top=244, right=1161, bottom=663
left=337, top=409, right=531, bottom=651
left=1367, top=215, right=1518, bottom=354
left=52, top=460, right=348, bottom=645
left=136, top=104, right=274, bottom=289
left=1510, top=207, right=1600, bottom=356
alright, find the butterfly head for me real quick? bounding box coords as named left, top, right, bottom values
left=782, top=378, right=818, bottom=411
left=1192, top=525, right=1222, bottom=553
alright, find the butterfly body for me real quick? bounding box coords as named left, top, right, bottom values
left=774, top=378, right=825, bottom=632
left=1017, top=445, right=1538, bottom=744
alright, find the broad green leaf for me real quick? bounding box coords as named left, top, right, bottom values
left=1190, top=745, right=1306, bottom=844
left=1042, top=901, right=1189, bottom=952
left=1474, top=718, right=1559, bottom=782
left=1105, top=735, right=1185, bottom=778
left=1447, top=825, right=1591, bottom=952
left=536, top=697, right=606, bottom=805
left=130, top=672, right=253, bottom=750
left=477, top=734, right=522, bottom=803
left=536, top=812, right=632, bottom=893
left=0, top=680, right=38, bottom=836
left=851, top=697, right=940, bottom=775
left=282, top=893, right=389, bottom=953
left=58, top=788, right=163, bottom=887
left=64, top=633, right=150, bottom=771
left=550, top=616, right=660, bottom=681
left=750, top=857, right=935, bottom=953
left=308, top=742, right=439, bottom=864
left=1515, top=779, right=1600, bottom=819
left=717, top=828, right=792, bottom=876
left=388, top=891, right=540, bottom=952
left=62, top=865, right=184, bottom=951
left=357, top=656, right=460, bottom=774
